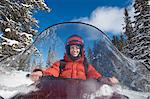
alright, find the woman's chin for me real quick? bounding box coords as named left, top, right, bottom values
left=72, top=54, right=78, bottom=57
left=72, top=55, right=78, bottom=57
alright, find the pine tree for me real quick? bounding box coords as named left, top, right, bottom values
left=0, top=0, right=50, bottom=70
left=112, top=34, right=125, bottom=52
left=123, top=0, right=150, bottom=69
left=130, top=0, right=150, bottom=69
left=112, top=35, right=118, bottom=47
left=87, top=48, right=93, bottom=64
left=122, top=8, right=135, bottom=57
left=121, top=0, right=150, bottom=92
left=46, top=47, right=55, bottom=67
left=111, top=34, right=126, bottom=52
left=134, top=0, right=150, bottom=35
left=0, top=0, right=50, bottom=56
left=119, top=33, right=125, bottom=51
left=123, top=8, right=134, bottom=42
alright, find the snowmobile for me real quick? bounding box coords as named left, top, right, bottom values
left=1, top=22, right=149, bottom=99
left=10, top=76, right=129, bottom=99
left=8, top=22, right=130, bottom=99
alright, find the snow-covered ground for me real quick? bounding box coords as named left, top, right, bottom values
left=0, top=70, right=149, bottom=99
left=0, top=70, right=35, bottom=99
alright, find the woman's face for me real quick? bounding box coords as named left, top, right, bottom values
left=70, top=45, right=80, bottom=57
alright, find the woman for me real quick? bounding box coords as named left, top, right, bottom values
left=30, top=35, right=118, bottom=84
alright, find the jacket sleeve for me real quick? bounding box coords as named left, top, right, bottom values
left=42, top=61, right=60, bottom=77
left=87, top=64, right=102, bottom=79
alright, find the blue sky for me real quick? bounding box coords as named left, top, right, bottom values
left=34, top=0, right=133, bottom=37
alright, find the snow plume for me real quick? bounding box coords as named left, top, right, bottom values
left=113, top=85, right=150, bottom=99
left=81, top=79, right=150, bottom=99
left=87, top=84, right=114, bottom=98
left=72, top=6, right=134, bottom=35
left=0, top=70, right=36, bottom=99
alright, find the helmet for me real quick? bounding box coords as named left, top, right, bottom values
left=65, top=35, right=84, bottom=60
left=66, top=34, right=84, bottom=47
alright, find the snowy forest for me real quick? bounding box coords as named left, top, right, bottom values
left=112, top=0, right=150, bottom=71
left=110, top=0, right=150, bottom=92
left=0, top=0, right=150, bottom=98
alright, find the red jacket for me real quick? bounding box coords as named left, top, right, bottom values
left=42, top=53, right=102, bottom=80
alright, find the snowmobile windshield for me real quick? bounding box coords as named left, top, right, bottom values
left=0, top=22, right=144, bottom=78
left=26, top=22, right=139, bottom=77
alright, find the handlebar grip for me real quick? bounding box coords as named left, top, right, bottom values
left=26, top=74, right=30, bottom=78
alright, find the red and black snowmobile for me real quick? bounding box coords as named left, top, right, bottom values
left=10, top=76, right=129, bottom=99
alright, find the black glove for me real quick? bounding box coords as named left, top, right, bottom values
left=97, top=77, right=113, bottom=86
left=26, top=69, right=43, bottom=78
